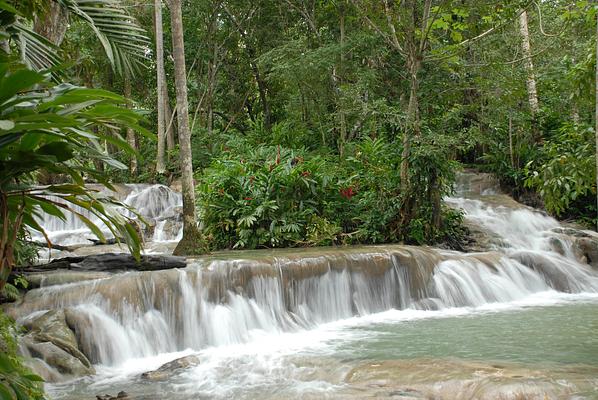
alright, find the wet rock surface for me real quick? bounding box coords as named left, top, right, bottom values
left=141, top=355, right=201, bottom=380
left=344, top=358, right=598, bottom=399
left=20, top=310, right=94, bottom=381
left=96, top=391, right=130, bottom=400
left=25, top=270, right=112, bottom=288
left=551, top=227, right=598, bottom=269
left=22, top=253, right=186, bottom=274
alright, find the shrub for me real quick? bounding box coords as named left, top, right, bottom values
left=197, top=136, right=465, bottom=250
left=0, top=312, right=45, bottom=400
left=198, top=143, right=337, bottom=249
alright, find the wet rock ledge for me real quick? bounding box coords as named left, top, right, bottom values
left=16, top=253, right=187, bottom=288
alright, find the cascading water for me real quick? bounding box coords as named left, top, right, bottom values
left=10, top=172, right=598, bottom=399
left=33, top=184, right=183, bottom=246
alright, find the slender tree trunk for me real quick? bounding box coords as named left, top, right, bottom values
left=164, top=93, right=177, bottom=151
left=123, top=76, right=138, bottom=176
left=170, top=0, right=203, bottom=255
left=250, top=58, right=271, bottom=131
left=338, top=7, right=347, bottom=156
left=155, top=0, right=167, bottom=174
left=206, top=47, right=217, bottom=135
left=401, top=54, right=421, bottom=193
left=34, top=2, right=69, bottom=45
left=508, top=114, right=515, bottom=168
left=519, top=10, right=541, bottom=141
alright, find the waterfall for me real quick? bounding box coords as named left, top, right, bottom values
left=33, top=184, right=183, bottom=246
left=11, top=172, right=598, bottom=373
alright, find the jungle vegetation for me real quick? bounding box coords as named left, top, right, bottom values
left=1, top=1, right=598, bottom=398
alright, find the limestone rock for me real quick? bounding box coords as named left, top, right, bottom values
left=21, top=310, right=94, bottom=381
left=576, top=237, right=598, bottom=269
left=22, top=357, right=62, bottom=382
left=22, top=336, right=94, bottom=377
left=140, top=355, right=200, bottom=381
left=25, top=270, right=111, bottom=288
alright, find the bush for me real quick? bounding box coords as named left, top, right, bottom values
left=524, top=122, right=596, bottom=223
left=0, top=312, right=46, bottom=400
left=198, top=143, right=337, bottom=249
left=197, top=136, right=465, bottom=250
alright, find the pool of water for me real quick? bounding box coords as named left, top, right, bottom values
left=48, top=292, right=598, bottom=400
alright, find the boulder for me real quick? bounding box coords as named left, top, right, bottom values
left=22, top=336, right=94, bottom=378
left=576, top=237, right=598, bottom=269
left=551, top=227, right=598, bottom=269
left=154, top=219, right=182, bottom=241
left=23, top=310, right=77, bottom=346
left=20, top=310, right=94, bottom=381
left=140, top=355, right=200, bottom=381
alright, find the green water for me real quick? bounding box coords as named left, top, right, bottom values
left=336, top=301, right=598, bottom=366
left=49, top=299, right=598, bottom=400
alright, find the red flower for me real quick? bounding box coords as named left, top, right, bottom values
left=340, top=186, right=355, bottom=199
left=244, top=197, right=253, bottom=201
left=301, top=170, right=311, bottom=177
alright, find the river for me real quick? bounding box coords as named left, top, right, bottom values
left=12, top=172, right=598, bottom=399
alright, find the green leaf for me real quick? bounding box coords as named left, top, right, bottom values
left=22, top=374, right=45, bottom=382
left=0, top=120, right=14, bottom=130
left=0, top=69, right=45, bottom=105
left=0, top=383, right=15, bottom=400
left=0, top=1, right=18, bottom=14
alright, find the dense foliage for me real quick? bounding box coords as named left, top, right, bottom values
left=0, top=312, right=45, bottom=400
left=198, top=134, right=465, bottom=250
left=4, top=0, right=598, bottom=245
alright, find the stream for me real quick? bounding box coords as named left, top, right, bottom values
left=9, top=172, right=598, bottom=399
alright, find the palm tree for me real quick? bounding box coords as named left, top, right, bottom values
left=2, top=0, right=149, bottom=77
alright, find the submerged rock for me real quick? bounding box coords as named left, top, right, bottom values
left=96, top=391, right=130, bottom=400
left=140, top=355, right=201, bottom=381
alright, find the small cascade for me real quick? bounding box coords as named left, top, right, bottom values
left=33, top=184, right=182, bottom=246
left=10, top=171, right=598, bottom=388
left=9, top=245, right=598, bottom=367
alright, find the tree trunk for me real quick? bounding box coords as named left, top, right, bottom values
left=123, top=76, right=137, bottom=176
left=206, top=47, right=217, bottom=135
left=250, top=58, right=271, bottom=131
left=169, top=0, right=203, bottom=255
left=34, top=2, right=69, bottom=45
left=338, top=7, right=347, bottom=156
left=164, top=93, right=177, bottom=152
left=400, top=54, right=421, bottom=193
left=155, top=0, right=167, bottom=174
left=519, top=10, right=541, bottom=141
left=508, top=114, right=515, bottom=168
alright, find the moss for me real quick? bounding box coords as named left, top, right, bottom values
left=173, top=225, right=210, bottom=256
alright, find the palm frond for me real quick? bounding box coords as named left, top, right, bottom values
left=11, top=22, right=65, bottom=79
left=58, top=0, right=150, bottom=77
